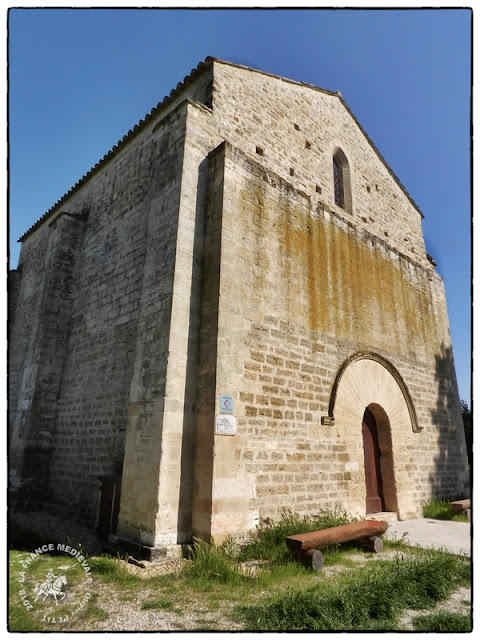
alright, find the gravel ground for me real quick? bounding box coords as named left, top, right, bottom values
left=76, top=586, right=244, bottom=632
left=397, top=586, right=471, bottom=630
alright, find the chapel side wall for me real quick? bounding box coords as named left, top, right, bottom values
left=211, top=61, right=427, bottom=266
left=9, top=65, right=215, bottom=525
left=206, top=143, right=466, bottom=536
left=9, top=222, right=78, bottom=499
left=39, top=104, right=189, bottom=524
left=421, top=274, right=469, bottom=498
left=9, top=231, right=52, bottom=446
left=7, top=268, right=21, bottom=445
left=8, top=245, right=43, bottom=458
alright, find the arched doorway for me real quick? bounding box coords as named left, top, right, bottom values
left=327, top=353, right=420, bottom=520
left=362, top=407, right=384, bottom=513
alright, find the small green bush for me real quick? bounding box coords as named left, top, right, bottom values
left=422, top=497, right=469, bottom=522
left=183, top=538, right=245, bottom=588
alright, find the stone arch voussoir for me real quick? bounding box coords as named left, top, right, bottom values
left=328, top=352, right=420, bottom=433
left=327, top=352, right=419, bottom=520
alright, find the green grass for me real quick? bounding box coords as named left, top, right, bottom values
left=9, top=547, right=104, bottom=631
left=422, top=497, right=469, bottom=522
left=141, top=597, right=177, bottom=611
left=86, top=556, right=141, bottom=587
left=182, top=538, right=247, bottom=590
left=179, top=510, right=359, bottom=595
left=80, top=605, right=109, bottom=622
left=119, top=594, right=137, bottom=602
left=239, top=509, right=354, bottom=564
left=235, top=550, right=471, bottom=631
left=412, top=611, right=472, bottom=631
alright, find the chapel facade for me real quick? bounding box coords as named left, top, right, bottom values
left=9, top=58, right=469, bottom=553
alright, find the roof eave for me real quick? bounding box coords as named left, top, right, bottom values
left=19, top=56, right=424, bottom=243
left=19, top=57, right=215, bottom=242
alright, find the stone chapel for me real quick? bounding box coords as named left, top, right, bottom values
left=9, top=58, right=469, bottom=556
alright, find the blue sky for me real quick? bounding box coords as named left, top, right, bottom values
left=8, top=7, right=472, bottom=402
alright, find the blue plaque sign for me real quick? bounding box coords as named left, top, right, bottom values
left=220, top=394, right=234, bottom=414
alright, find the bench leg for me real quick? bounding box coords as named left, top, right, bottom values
left=356, top=536, right=383, bottom=553
left=298, top=548, right=324, bottom=571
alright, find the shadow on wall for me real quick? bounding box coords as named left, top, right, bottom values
left=176, top=157, right=210, bottom=543
left=429, top=342, right=470, bottom=499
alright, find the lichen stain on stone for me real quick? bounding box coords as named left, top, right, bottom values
left=278, top=203, right=435, bottom=355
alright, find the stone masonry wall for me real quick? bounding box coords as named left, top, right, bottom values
left=10, top=89, right=211, bottom=524
left=8, top=267, right=23, bottom=441
left=9, top=213, right=87, bottom=504
left=9, top=229, right=52, bottom=465
left=9, top=61, right=215, bottom=532
left=49, top=102, right=191, bottom=524
left=211, top=60, right=428, bottom=267
left=118, top=101, right=224, bottom=547
left=193, top=142, right=467, bottom=541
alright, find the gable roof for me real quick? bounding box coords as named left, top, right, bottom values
left=19, top=56, right=422, bottom=242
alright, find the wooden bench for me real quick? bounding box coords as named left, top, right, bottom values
left=286, top=520, right=389, bottom=571
left=450, top=499, right=471, bottom=522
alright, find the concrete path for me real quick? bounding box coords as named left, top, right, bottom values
left=385, top=518, right=471, bottom=557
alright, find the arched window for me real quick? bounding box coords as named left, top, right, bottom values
left=333, top=156, right=344, bottom=208
left=332, top=148, right=352, bottom=214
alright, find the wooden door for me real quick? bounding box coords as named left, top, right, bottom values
left=97, top=476, right=121, bottom=541
left=362, top=408, right=384, bottom=513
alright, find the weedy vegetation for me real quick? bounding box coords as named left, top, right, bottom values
left=235, top=549, right=470, bottom=631
left=9, top=509, right=471, bottom=632
left=422, top=497, right=469, bottom=522
left=411, top=611, right=472, bottom=631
